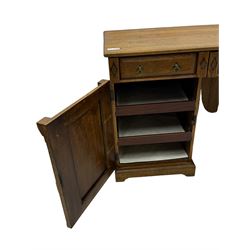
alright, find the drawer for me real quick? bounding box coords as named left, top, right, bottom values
left=119, top=53, right=197, bottom=80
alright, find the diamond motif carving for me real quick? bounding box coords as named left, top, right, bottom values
left=200, top=57, right=207, bottom=69
left=211, top=57, right=217, bottom=71
left=110, top=62, right=117, bottom=77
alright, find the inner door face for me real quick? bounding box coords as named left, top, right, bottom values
left=37, top=80, right=115, bottom=228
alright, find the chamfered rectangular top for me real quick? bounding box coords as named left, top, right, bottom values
left=104, top=24, right=219, bottom=57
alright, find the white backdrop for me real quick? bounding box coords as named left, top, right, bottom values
left=1, top=0, right=250, bottom=249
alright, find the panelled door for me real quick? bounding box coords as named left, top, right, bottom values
left=37, top=80, right=115, bottom=228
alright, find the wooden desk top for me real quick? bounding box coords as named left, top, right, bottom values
left=104, top=24, right=219, bottom=57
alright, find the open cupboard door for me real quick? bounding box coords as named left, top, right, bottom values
left=37, top=80, right=115, bottom=228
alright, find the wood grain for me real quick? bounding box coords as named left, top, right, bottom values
left=120, top=53, right=197, bottom=79
left=197, top=52, right=209, bottom=77
left=115, top=160, right=195, bottom=182
left=201, top=77, right=219, bottom=112
left=37, top=80, right=114, bottom=228
left=117, top=74, right=197, bottom=83
left=118, top=132, right=192, bottom=146
left=187, top=78, right=202, bottom=158
left=108, top=58, right=120, bottom=83
left=104, top=24, right=219, bottom=57
left=37, top=24, right=220, bottom=227
left=207, top=51, right=219, bottom=77
left=116, top=101, right=195, bottom=116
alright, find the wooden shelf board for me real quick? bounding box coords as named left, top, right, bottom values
left=119, top=143, right=188, bottom=164
left=118, top=113, right=184, bottom=137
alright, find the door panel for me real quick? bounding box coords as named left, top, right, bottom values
left=68, top=104, right=106, bottom=199
left=37, top=80, right=114, bottom=228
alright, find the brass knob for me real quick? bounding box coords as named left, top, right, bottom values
left=172, top=63, right=181, bottom=72
left=136, top=65, right=144, bottom=74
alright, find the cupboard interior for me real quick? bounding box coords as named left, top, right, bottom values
left=114, top=79, right=197, bottom=164
left=115, top=78, right=197, bottom=106
left=117, top=112, right=193, bottom=138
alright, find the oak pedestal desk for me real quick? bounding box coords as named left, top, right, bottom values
left=37, top=25, right=219, bottom=228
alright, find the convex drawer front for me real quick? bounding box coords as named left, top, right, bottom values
left=119, top=53, right=197, bottom=79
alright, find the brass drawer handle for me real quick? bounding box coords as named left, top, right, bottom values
left=136, top=65, right=144, bottom=74
left=172, top=63, right=181, bottom=72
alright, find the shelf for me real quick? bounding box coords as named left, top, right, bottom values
left=115, top=79, right=196, bottom=116
left=118, top=114, right=185, bottom=137
left=117, top=114, right=192, bottom=146
left=116, top=82, right=188, bottom=106
left=118, top=132, right=192, bottom=146
left=116, top=101, right=195, bottom=116
left=119, top=143, right=188, bottom=164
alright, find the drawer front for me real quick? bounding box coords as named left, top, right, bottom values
left=120, top=53, right=197, bottom=80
